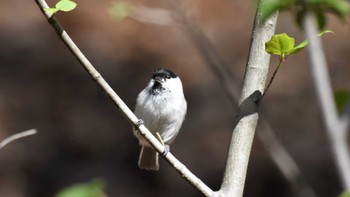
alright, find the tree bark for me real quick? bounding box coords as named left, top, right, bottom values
left=219, top=2, right=278, bottom=196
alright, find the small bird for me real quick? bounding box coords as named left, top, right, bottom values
left=134, top=68, right=187, bottom=171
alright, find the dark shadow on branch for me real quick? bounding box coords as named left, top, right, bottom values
left=236, top=90, right=262, bottom=121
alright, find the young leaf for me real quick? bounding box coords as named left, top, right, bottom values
left=265, top=33, right=295, bottom=56
left=44, top=7, right=60, bottom=14
left=260, top=0, right=294, bottom=22
left=287, top=40, right=308, bottom=55
left=322, top=0, right=350, bottom=18
left=262, top=0, right=350, bottom=30
left=56, top=0, right=77, bottom=12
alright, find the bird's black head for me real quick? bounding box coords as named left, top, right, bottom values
left=150, top=68, right=177, bottom=95
left=152, top=68, right=177, bottom=80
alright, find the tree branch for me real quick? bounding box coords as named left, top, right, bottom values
left=0, top=129, right=37, bottom=150
left=34, top=0, right=214, bottom=196
left=303, top=12, right=350, bottom=190
left=218, top=2, right=278, bottom=196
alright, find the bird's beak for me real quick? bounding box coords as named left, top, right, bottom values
left=154, top=76, right=165, bottom=83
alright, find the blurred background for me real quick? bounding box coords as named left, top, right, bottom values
left=0, top=0, right=350, bottom=196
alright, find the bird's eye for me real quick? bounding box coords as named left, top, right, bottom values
left=166, top=74, right=170, bottom=79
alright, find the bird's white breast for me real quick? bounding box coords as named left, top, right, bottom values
left=134, top=78, right=187, bottom=146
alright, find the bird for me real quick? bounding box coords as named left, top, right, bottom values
left=133, top=68, right=187, bottom=171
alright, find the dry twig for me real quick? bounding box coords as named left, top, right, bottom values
left=0, top=129, right=37, bottom=150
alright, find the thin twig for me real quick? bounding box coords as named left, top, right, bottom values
left=0, top=129, right=37, bottom=150
left=34, top=0, right=214, bottom=196
left=261, top=56, right=284, bottom=100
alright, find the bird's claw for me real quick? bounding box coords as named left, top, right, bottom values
left=135, top=119, right=144, bottom=128
left=162, top=145, right=170, bottom=157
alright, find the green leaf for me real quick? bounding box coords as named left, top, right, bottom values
left=260, top=0, right=294, bottom=22
left=288, top=40, right=309, bottom=55
left=55, top=179, right=106, bottom=197
left=109, top=1, right=132, bottom=20
left=264, top=0, right=350, bottom=30
left=56, top=0, right=77, bottom=12
left=334, top=90, right=350, bottom=112
left=266, top=32, right=311, bottom=57
left=44, top=7, right=60, bottom=14
left=265, top=33, right=295, bottom=56
left=322, top=0, right=350, bottom=18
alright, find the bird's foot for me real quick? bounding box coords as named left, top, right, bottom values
left=162, top=145, right=170, bottom=157
left=155, top=132, right=165, bottom=146
left=155, top=132, right=170, bottom=157
left=135, top=119, right=144, bottom=128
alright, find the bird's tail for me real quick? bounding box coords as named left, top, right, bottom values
left=138, top=146, right=159, bottom=171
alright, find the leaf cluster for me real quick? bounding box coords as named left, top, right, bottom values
left=260, top=0, right=350, bottom=29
